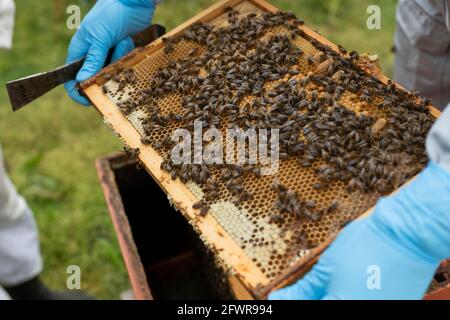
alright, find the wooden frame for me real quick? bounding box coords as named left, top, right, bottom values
left=82, top=0, right=441, bottom=299
left=96, top=154, right=153, bottom=300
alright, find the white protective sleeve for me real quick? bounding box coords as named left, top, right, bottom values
left=444, top=0, right=450, bottom=31
left=415, top=0, right=450, bottom=31
left=0, top=146, right=42, bottom=287
left=0, top=0, right=15, bottom=49
left=427, top=104, right=450, bottom=172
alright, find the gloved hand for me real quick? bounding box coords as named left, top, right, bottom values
left=64, top=0, right=155, bottom=105
left=269, top=161, right=450, bottom=300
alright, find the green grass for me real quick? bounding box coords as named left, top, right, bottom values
left=0, top=0, right=397, bottom=299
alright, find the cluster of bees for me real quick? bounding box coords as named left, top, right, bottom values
left=105, top=9, right=435, bottom=248
left=271, top=180, right=339, bottom=224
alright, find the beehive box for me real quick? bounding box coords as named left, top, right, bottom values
left=82, top=0, right=441, bottom=299
left=96, top=153, right=234, bottom=300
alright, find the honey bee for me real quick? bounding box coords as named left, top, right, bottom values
left=124, top=146, right=139, bottom=159
left=326, top=201, right=339, bottom=213
left=305, top=200, right=316, bottom=209
left=200, top=205, right=210, bottom=217
left=162, top=37, right=176, bottom=54
left=270, top=214, right=284, bottom=224
left=337, top=44, right=347, bottom=55
left=313, top=183, right=323, bottom=190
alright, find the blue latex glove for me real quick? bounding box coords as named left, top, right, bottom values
left=64, top=0, right=155, bottom=105
left=269, top=161, right=450, bottom=300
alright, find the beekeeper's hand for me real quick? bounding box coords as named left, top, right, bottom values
left=269, top=161, right=450, bottom=300
left=64, top=0, right=155, bottom=105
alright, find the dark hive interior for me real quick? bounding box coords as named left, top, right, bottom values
left=99, top=2, right=435, bottom=281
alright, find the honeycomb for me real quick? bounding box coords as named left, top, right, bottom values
left=96, top=1, right=434, bottom=285
left=428, top=260, right=450, bottom=295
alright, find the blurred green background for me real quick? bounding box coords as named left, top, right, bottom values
left=0, top=0, right=398, bottom=299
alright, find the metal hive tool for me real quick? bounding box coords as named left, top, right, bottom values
left=81, top=0, right=441, bottom=299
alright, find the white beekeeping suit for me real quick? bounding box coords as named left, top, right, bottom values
left=0, top=0, right=14, bottom=49
left=0, top=146, right=42, bottom=295
left=0, top=0, right=42, bottom=299
left=394, top=0, right=450, bottom=110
